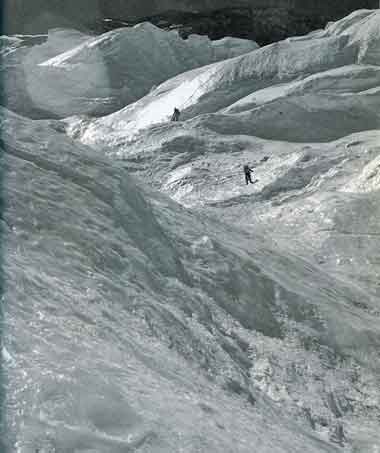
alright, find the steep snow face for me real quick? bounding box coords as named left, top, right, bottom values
left=1, top=23, right=258, bottom=118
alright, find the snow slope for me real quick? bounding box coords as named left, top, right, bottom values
left=70, top=9, right=380, bottom=297
left=1, top=8, right=380, bottom=453
left=1, top=107, right=363, bottom=452
left=72, top=10, right=380, bottom=145
left=1, top=24, right=258, bottom=118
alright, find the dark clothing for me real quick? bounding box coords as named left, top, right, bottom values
left=243, top=165, right=254, bottom=184
left=171, top=108, right=180, bottom=122
left=245, top=172, right=253, bottom=185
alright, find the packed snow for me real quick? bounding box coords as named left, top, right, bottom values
left=1, top=8, right=380, bottom=453
left=0, top=24, right=258, bottom=118
left=69, top=10, right=380, bottom=146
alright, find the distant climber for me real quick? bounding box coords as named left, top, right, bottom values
left=243, top=164, right=254, bottom=184
left=171, top=107, right=181, bottom=122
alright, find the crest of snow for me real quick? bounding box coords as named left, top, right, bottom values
left=72, top=10, right=380, bottom=146
left=25, top=28, right=90, bottom=65
left=22, top=22, right=257, bottom=117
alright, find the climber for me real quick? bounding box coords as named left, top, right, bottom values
left=171, top=107, right=181, bottom=122
left=243, top=164, right=254, bottom=185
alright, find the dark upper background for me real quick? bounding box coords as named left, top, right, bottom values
left=1, top=0, right=378, bottom=45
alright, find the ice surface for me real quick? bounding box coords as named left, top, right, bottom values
left=1, top=8, right=380, bottom=453
left=72, top=9, right=380, bottom=297
left=1, top=108, right=353, bottom=452
left=1, top=24, right=258, bottom=118
left=71, top=11, right=380, bottom=146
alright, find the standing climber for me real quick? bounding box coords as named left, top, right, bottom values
left=243, top=164, right=254, bottom=185
left=171, top=107, right=181, bottom=122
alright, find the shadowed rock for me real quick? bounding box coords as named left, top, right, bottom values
left=1, top=1, right=378, bottom=45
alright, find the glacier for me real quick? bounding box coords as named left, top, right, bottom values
left=0, top=24, right=258, bottom=119
left=1, top=9, right=380, bottom=453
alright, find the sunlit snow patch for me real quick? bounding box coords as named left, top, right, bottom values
left=69, top=10, right=380, bottom=147
left=20, top=23, right=258, bottom=117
